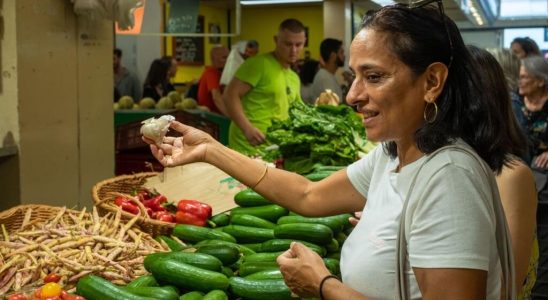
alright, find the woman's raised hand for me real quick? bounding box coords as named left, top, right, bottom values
left=142, top=121, right=216, bottom=167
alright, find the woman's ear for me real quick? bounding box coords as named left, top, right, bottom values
left=424, top=62, right=449, bottom=102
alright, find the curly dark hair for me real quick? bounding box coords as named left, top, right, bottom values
left=361, top=3, right=519, bottom=173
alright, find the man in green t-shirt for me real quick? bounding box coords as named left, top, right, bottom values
left=223, top=19, right=306, bottom=154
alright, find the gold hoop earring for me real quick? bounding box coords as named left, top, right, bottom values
left=423, top=101, right=438, bottom=123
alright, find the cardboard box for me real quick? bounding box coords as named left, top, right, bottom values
left=143, top=162, right=246, bottom=215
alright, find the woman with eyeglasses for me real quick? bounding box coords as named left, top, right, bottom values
left=143, top=2, right=518, bottom=299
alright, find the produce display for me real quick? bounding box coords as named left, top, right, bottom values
left=1, top=143, right=353, bottom=299
left=114, top=91, right=209, bottom=112
left=76, top=169, right=350, bottom=300
left=0, top=207, right=168, bottom=296
left=256, top=101, right=376, bottom=174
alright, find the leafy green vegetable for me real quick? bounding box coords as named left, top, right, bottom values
left=256, top=101, right=372, bottom=174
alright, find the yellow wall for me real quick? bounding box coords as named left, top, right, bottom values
left=167, top=5, right=230, bottom=84
left=239, top=5, right=324, bottom=61
left=169, top=4, right=324, bottom=84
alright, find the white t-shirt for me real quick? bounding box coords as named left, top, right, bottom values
left=341, top=142, right=501, bottom=299
left=310, top=68, right=343, bottom=103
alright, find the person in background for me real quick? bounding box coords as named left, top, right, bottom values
left=113, top=48, right=141, bottom=102
left=161, top=56, right=178, bottom=92
left=511, top=37, right=541, bottom=60
left=197, top=46, right=229, bottom=114
left=487, top=48, right=524, bottom=129
left=220, top=40, right=259, bottom=87
left=144, top=3, right=520, bottom=298
left=223, top=19, right=306, bottom=154
left=310, top=38, right=345, bottom=103
left=469, top=45, right=538, bottom=299
left=515, top=56, right=548, bottom=166
left=142, top=59, right=170, bottom=101
left=299, top=59, right=320, bottom=104
left=513, top=55, right=548, bottom=299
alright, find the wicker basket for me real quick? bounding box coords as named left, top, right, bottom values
left=0, top=204, right=82, bottom=233
left=92, top=172, right=176, bottom=237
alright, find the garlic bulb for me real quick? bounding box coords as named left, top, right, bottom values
left=140, top=115, right=176, bottom=145
left=315, top=89, right=340, bottom=106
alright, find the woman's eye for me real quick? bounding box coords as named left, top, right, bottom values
left=365, top=74, right=381, bottom=82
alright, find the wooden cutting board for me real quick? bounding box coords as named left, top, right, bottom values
left=143, top=163, right=246, bottom=215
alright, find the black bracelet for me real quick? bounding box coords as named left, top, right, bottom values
left=319, top=274, right=340, bottom=300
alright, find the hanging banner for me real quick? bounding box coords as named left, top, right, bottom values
left=167, top=0, right=199, bottom=33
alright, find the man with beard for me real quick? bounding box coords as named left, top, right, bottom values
left=310, top=38, right=346, bottom=104
left=223, top=19, right=306, bottom=154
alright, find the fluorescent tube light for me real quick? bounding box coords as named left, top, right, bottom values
left=370, top=0, right=396, bottom=6
left=241, top=0, right=322, bottom=5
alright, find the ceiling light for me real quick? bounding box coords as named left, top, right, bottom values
left=240, top=0, right=322, bottom=5
left=370, top=0, right=396, bottom=6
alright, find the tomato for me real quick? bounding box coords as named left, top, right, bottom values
left=44, top=273, right=61, bottom=283
left=7, top=293, right=27, bottom=300
left=41, top=282, right=62, bottom=298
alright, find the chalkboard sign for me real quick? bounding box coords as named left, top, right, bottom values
left=171, top=16, right=204, bottom=66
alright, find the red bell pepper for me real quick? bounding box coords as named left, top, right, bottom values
left=175, top=200, right=213, bottom=226
left=143, top=195, right=167, bottom=212
left=114, top=196, right=140, bottom=215
left=175, top=211, right=206, bottom=226
left=155, top=211, right=175, bottom=223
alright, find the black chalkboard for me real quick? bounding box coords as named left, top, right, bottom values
left=171, top=15, right=204, bottom=65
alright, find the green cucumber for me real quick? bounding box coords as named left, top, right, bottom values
left=335, top=232, right=348, bottom=245
left=144, top=251, right=223, bottom=272
left=179, top=291, right=204, bottom=300
left=122, top=286, right=179, bottom=300
left=313, top=165, right=345, bottom=172
left=210, top=213, right=230, bottom=227
left=323, top=258, right=341, bottom=276
left=230, top=214, right=276, bottom=229
left=202, top=290, right=228, bottom=300
left=260, top=239, right=326, bottom=257
left=244, top=269, right=284, bottom=280
left=221, top=225, right=275, bottom=243
left=276, top=215, right=343, bottom=234
left=234, top=189, right=272, bottom=207
left=148, top=259, right=229, bottom=292
left=193, top=239, right=256, bottom=256
left=326, top=252, right=341, bottom=260
left=126, top=274, right=158, bottom=288
left=221, top=266, right=234, bottom=278
left=230, top=205, right=288, bottom=223
left=229, top=277, right=292, bottom=300
left=333, top=213, right=354, bottom=229
left=239, top=262, right=280, bottom=276
left=76, top=275, right=156, bottom=300
left=173, top=224, right=237, bottom=243
left=273, top=223, right=333, bottom=245
left=196, top=244, right=241, bottom=266
left=156, top=235, right=185, bottom=251
left=240, top=243, right=263, bottom=252
left=325, top=238, right=340, bottom=253
left=244, top=252, right=283, bottom=263
left=304, top=171, right=333, bottom=182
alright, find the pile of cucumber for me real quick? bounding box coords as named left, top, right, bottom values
left=76, top=169, right=354, bottom=300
